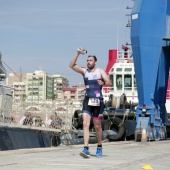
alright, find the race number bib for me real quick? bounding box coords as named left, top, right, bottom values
left=88, top=98, right=100, bottom=106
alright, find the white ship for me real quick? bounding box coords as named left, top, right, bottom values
left=103, top=45, right=170, bottom=113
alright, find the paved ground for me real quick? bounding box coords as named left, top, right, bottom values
left=0, top=140, right=170, bottom=170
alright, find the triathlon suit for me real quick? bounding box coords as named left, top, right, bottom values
left=82, top=68, right=104, bottom=120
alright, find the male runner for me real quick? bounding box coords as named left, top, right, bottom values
left=69, top=48, right=112, bottom=158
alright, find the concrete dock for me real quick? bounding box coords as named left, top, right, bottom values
left=0, top=140, right=170, bottom=170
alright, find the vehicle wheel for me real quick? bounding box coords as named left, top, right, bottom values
left=72, top=110, right=82, bottom=129
left=102, top=111, right=109, bottom=120
left=102, top=117, right=125, bottom=141
left=89, top=136, right=98, bottom=144
left=72, top=116, right=78, bottom=129
left=74, top=136, right=98, bottom=145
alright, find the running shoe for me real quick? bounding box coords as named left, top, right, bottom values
left=79, top=148, right=90, bottom=158
left=96, top=147, right=102, bottom=157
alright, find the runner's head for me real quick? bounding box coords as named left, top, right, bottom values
left=87, top=55, right=97, bottom=70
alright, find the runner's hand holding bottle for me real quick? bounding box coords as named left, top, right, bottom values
left=77, top=47, right=87, bottom=55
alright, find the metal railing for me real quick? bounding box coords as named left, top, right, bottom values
left=0, top=93, right=81, bottom=133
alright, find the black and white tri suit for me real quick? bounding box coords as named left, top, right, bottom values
left=82, top=68, right=104, bottom=120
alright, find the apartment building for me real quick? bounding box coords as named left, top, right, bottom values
left=13, top=82, right=26, bottom=101
left=63, top=87, right=77, bottom=101
left=6, top=72, right=27, bottom=87
left=52, top=74, right=69, bottom=101
left=6, top=72, right=27, bottom=100
left=26, top=70, right=54, bottom=103
left=63, top=84, right=85, bottom=102
left=76, top=84, right=86, bottom=102
left=6, top=71, right=84, bottom=103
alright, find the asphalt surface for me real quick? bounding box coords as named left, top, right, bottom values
left=0, top=140, right=170, bottom=170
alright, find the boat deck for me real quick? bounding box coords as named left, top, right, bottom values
left=0, top=140, right=170, bottom=170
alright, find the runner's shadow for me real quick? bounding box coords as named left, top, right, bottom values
left=90, top=154, right=106, bottom=157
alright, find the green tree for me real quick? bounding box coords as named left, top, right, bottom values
left=52, top=93, right=57, bottom=100
left=21, top=94, right=27, bottom=101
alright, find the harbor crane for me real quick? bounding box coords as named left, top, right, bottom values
left=131, top=0, right=170, bottom=140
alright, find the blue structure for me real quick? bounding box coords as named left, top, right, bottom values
left=131, top=0, right=170, bottom=140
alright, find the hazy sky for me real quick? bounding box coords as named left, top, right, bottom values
left=0, top=0, right=134, bottom=86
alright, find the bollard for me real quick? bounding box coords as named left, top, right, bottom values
left=141, top=125, right=147, bottom=142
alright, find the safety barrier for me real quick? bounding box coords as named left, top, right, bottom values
left=0, top=97, right=82, bottom=150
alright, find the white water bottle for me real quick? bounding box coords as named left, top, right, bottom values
left=77, top=47, right=87, bottom=54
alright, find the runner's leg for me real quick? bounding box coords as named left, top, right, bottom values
left=79, top=112, right=91, bottom=158
left=93, top=118, right=102, bottom=145
left=82, top=113, right=91, bottom=146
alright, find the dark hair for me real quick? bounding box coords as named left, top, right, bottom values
left=88, top=55, right=97, bottom=61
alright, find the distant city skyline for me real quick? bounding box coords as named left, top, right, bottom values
left=0, top=0, right=134, bottom=86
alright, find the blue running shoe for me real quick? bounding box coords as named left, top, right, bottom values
left=96, top=147, right=102, bottom=157
left=80, top=148, right=90, bottom=158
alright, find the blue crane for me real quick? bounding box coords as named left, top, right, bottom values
left=131, top=0, right=170, bottom=140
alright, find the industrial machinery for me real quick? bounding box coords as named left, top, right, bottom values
left=0, top=53, right=13, bottom=119
left=0, top=52, right=6, bottom=80
left=131, top=0, right=170, bottom=140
